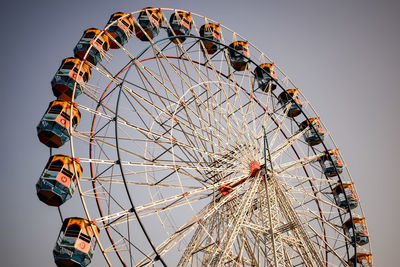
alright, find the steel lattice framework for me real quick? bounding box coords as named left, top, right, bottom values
left=45, top=7, right=374, bottom=267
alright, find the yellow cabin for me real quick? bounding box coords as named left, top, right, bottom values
left=74, top=28, right=110, bottom=65
left=168, top=11, right=193, bottom=44
left=228, top=41, right=250, bottom=71
left=319, top=149, right=343, bottom=177
left=135, top=7, right=163, bottom=41
left=332, top=182, right=358, bottom=210
left=36, top=155, right=82, bottom=207
left=37, top=100, right=81, bottom=148
left=254, top=63, right=277, bottom=92
left=343, top=216, right=369, bottom=246
left=53, top=217, right=100, bottom=267
left=51, top=57, right=91, bottom=101
left=106, top=12, right=134, bottom=49
left=299, top=118, right=325, bottom=146
left=199, top=23, right=221, bottom=54
left=348, top=253, right=373, bottom=267
left=278, top=89, right=303, bottom=118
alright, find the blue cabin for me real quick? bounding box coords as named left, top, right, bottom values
left=167, top=11, right=193, bottom=44
left=37, top=100, right=81, bottom=148
left=319, top=149, right=343, bottom=177
left=53, top=217, right=99, bottom=267
left=254, top=63, right=277, bottom=92
left=228, top=41, right=250, bottom=71
left=332, top=182, right=358, bottom=210
left=278, top=89, right=303, bottom=118
left=74, top=28, right=110, bottom=66
left=51, top=57, right=91, bottom=101
left=135, top=7, right=163, bottom=41
left=299, top=118, right=325, bottom=146
left=106, top=12, right=134, bottom=49
left=36, top=155, right=82, bottom=207
left=199, top=23, right=221, bottom=54
left=343, top=217, right=369, bottom=246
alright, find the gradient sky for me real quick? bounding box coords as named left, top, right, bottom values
left=1, top=0, right=399, bottom=266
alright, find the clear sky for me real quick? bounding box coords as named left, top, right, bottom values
left=1, top=0, right=399, bottom=266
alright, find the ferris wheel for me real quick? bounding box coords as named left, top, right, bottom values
left=35, top=7, right=374, bottom=267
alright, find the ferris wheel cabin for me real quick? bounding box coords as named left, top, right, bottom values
left=37, top=100, right=81, bottom=148
left=278, top=89, right=303, bottom=118
left=73, top=28, right=110, bottom=66
left=228, top=41, right=250, bottom=71
left=167, top=11, right=193, bottom=44
left=51, top=57, right=91, bottom=101
left=106, top=12, right=134, bottom=49
left=299, top=118, right=325, bottom=146
left=343, top=216, right=369, bottom=246
left=254, top=63, right=277, bottom=92
left=348, top=253, right=373, bottom=267
left=199, top=23, right=221, bottom=54
left=36, top=155, right=82, bottom=207
left=53, top=217, right=99, bottom=267
left=332, top=182, right=359, bottom=210
left=135, top=7, right=163, bottom=41
left=319, top=149, right=344, bottom=177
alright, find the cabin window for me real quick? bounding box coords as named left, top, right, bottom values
left=48, top=160, right=64, bottom=172
left=182, top=18, right=190, bottom=26
left=151, top=13, right=159, bottom=21
left=83, top=32, right=96, bottom=39
left=64, top=224, right=81, bottom=237
left=48, top=104, right=63, bottom=114
left=60, top=111, right=70, bottom=121
left=121, top=20, right=130, bottom=28
left=63, top=62, right=75, bottom=70
left=79, top=232, right=92, bottom=243
left=61, top=168, right=74, bottom=178
left=113, top=14, right=122, bottom=21
left=96, top=39, right=104, bottom=46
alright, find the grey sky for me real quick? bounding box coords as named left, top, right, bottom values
left=1, top=0, right=399, bottom=266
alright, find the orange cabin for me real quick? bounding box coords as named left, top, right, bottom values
left=36, top=155, right=82, bottom=207
left=348, top=253, right=373, bottom=267
left=51, top=57, right=91, bottom=101
left=332, top=182, right=358, bottom=210
left=135, top=7, right=163, bottom=41
left=37, top=100, right=81, bottom=148
left=106, top=12, right=134, bottom=48
left=53, top=217, right=100, bottom=267
left=168, top=11, right=193, bottom=44
left=343, top=216, right=369, bottom=246
left=254, top=63, right=277, bottom=92
left=74, top=28, right=110, bottom=65
left=228, top=41, right=250, bottom=71
left=278, top=89, right=303, bottom=118
left=299, top=118, right=325, bottom=146
left=199, top=23, right=221, bottom=54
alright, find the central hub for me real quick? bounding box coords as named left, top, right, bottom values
left=249, top=161, right=261, bottom=177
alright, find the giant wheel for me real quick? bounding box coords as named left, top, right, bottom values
left=36, top=7, right=373, bottom=267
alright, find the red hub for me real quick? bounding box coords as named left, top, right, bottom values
left=249, top=161, right=261, bottom=177
left=218, top=160, right=262, bottom=199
